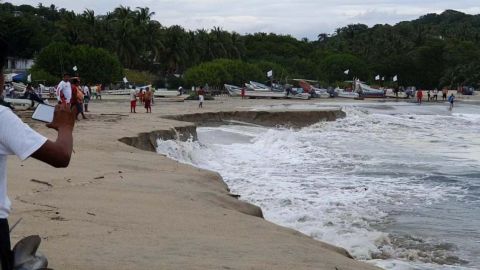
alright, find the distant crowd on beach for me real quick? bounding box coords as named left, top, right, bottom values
left=56, top=73, right=100, bottom=120
left=128, top=85, right=206, bottom=113
left=414, top=88, right=456, bottom=109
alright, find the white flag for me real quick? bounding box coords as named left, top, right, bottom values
left=123, top=77, right=128, bottom=83
left=393, top=75, right=398, bottom=82
left=375, top=75, right=380, bottom=80
left=27, top=74, right=31, bottom=82
left=73, top=66, right=78, bottom=71
left=267, top=70, right=273, bottom=78
left=344, top=69, right=349, bottom=75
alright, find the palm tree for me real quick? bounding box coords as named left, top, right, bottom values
left=58, top=11, right=81, bottom=43
left=135, top=7, right=154, bottom=24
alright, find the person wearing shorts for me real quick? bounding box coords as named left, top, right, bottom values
left=83, top=85, right=91, bottom=112
left=144, top=87, right=152, bottom=113
left=448, top=93, right=455, bottom=110
left=198, top=86, right=205, bottom=108
left=130, top=87, right=137, bottom=113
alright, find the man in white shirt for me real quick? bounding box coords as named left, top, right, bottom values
left=56, top=73, right=72, bottom=104
left=83, top=85, right=91, bottom=112
left=0, top=39, right=76, bottom=269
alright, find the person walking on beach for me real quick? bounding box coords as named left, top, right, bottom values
left=96, top=84, right=102, bottom=100
left=448, top=93, right=455, bottom=110
left=144, top=87, right=152, bottom=113
left=416, top=89, right=423, bottom=104
left=83, top=84, right=91, bottom=112
left=71, top=79, right=87, bottom=120
left=130, top=87, right=137, bottom=113
left=0, top=38, right=76, bottom=270
left=433, top=88, right=438, bottom=101
left=427, top=90, right=431, bottom=101
left=138, top=88, right=145, bottom=105
left=198, top=86, right=205, bottom=108
left=241, top=87, right=246, bottom=99
left=56, top=73, right=72, bottom=104
left=442, top=88, right=448, bottom=101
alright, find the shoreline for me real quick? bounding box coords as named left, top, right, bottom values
left=8, top=97, right=384, bottom=269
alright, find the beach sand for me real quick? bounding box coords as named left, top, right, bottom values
left=8, top=96, right=382, bottom=270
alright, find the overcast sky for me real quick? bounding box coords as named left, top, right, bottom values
left=8, top=0, right=480, bottom=39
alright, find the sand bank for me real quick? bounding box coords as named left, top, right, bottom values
left=8, top=96, right=381, bottom=270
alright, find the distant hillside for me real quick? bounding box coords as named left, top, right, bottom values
left=1, top=2, right=479, bottom=88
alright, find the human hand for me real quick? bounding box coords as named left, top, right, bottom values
left=46, top=103, right=76, bottom=131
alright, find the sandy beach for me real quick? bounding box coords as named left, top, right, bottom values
left=7, top=96, right=383, bottom=270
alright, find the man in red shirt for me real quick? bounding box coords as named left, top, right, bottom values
left=416, top=89, right=423, bottom=104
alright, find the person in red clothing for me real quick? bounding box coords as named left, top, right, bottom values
left=416, top=89, right=423, bottom=104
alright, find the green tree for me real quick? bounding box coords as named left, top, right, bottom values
left=33, top=42, right=123, bottom=84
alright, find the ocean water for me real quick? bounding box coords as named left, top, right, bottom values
left=156, top=102, right=480, bottom=270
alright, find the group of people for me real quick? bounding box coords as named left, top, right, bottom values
left=130, top=87, right=153, bottom=113
left=56, top=73, right=92, bottom=120
left=416, top=88, right=455, bottom=109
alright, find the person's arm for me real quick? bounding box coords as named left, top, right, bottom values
left=31, top=104, right=76, bottom=168
left=56, top=82, right=62, bottom=102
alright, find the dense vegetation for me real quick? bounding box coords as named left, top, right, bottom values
left=1, top=2, right=480, bottom=88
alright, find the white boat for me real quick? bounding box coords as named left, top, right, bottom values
left=12, top=82, right=27, bottom=92
left=245, top=83, right=271, bottom=92
left=334, top=87, right=360, bottom=99
left=225, top=84, right=310, bottom=100
left=104, top=89, right=131, bottom=95
left=4, top=98, right=35, bottom=110
left=249, top=81, right=285, bottom=92
left=296, top=80, right=329, bottom=98
left=154, top=90, right=181, bottom=97
left=354, top=80, right=385, bottom=98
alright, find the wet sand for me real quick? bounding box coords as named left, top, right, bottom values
left=8, top=96, right=388, bottom=269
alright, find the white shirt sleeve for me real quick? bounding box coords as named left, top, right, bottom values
left=56, top=81, right=63, bottom=101
left=64, top=82, right=72, bottom=103
left=0, top=108, right=48, bottom=160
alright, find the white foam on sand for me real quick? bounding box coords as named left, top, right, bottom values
left=157, top=105, right=480, bottom=270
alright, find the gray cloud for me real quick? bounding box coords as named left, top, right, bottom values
left=9, top=0, right=480, bottom=39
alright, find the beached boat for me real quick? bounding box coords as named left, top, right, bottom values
left=104, top=89, right=131, bottom=95
left=249, top=81, right=285, bottom=92
left=4, top=98, right=36, bottom=110
left=297, top=80, right=329, bottom=98
left=225, top=84, right=310, bottom=100
left=245, top=83, right=271, bottom=92
left=12, top=82, right=26, bottom=92
left=332, top=87, right=360, bottom=99
left=354, top=81, right=385, bottom=98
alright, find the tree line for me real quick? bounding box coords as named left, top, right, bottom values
left=1, top=2, right=479, bottom=88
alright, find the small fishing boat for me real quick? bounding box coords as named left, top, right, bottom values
left=332, top=87, right=360, bottom=99
left=225, top=84, right=310, bottom=100
left=296, top=80, right=329, bottom=98
left=354, top=80, right=385, bottom=98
